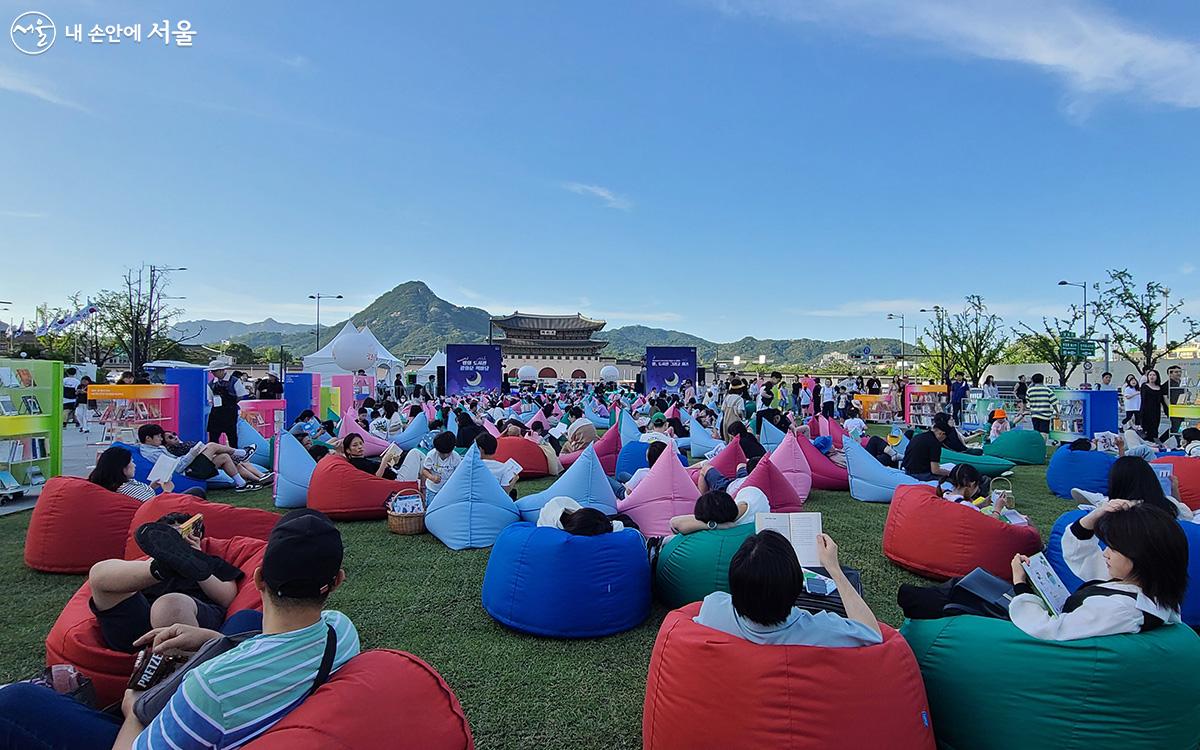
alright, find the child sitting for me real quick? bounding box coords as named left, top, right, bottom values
left=474, top=433, right=521, bottom=498
left=987, top=408, right=1010, bottom=442
left=420, top=431, right=462, bottom=503
left=939, top=464, right=1013, bottom=519
left=842, top=407, right=866, bottom=439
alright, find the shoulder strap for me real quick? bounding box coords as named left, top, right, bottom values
left=305, top=624, right=337, bottom=699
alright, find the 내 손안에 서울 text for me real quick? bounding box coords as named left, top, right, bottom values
left=10, top=11, right=196, bottom=55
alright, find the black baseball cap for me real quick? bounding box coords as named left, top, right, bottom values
left=262, top=509, right=343, bottom=598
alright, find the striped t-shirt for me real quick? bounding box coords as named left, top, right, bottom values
left=1026, top=385, right=1057, bottom=419
left=134, top=610, right=360, bottom=749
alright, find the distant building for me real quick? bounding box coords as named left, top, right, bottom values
left=491, top=312, right=617, bottom=381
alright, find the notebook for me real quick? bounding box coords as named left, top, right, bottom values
left=755, top=512, right=823, bottom=567
left=147, top=454, right=180, bottom=485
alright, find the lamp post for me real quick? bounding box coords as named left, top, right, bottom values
left=887, top=313, right=906, bottom=375
left=144, top=266, right=186, bottom=372
left=1058, top=280, right=1090, bottom=386
left=919, top=306, right=947, bottom=385
left=308, top=293, right=343, bottom=351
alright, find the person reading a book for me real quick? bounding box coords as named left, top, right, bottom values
left=939, top=464, right=1015, bottom=519
left=1071, top=455, right=1193, bottom=521
left=695, top=455, right=761, bottom=495
left=336, top=433, right=399, bottom=480
left=420, top=430, right=462, bottom=502
left=137, top=426, right=265, bottom=492
left=475, top=432, right=521, bottom=498
left=901, top=422, right=952, bottom=481
left=1009, top=500, right=1188, bottom=640
left=694, top=530, right=882, bottom=646
left=89, top=446, right=186, bottom=501
left=669, top=488, right=770, bottom=534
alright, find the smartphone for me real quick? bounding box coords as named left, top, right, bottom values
left=177, top=513, right=204, bottom=539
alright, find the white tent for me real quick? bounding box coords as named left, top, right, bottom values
left=416, top=351, right=445, bottom=381
left=302, top=322, right=403, bottom=378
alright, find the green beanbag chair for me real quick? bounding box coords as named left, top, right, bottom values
left=900, top=616, right=1200, bottom=750
left=981, top=429, right=1047, bottom=465
left=939, top=449, right=1015, bottom=478
left=654, top=524, right=756, bottom=609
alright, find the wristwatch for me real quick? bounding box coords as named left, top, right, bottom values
left=707, top=520, right=717, bottom=530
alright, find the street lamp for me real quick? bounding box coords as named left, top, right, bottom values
left=887, top=313, right=906, bottom=375
left=1058, top=280, right=1090, bottom=385
left=919, top=306, right=947, bottom=385
left=309, top=293, right=343, bottom=350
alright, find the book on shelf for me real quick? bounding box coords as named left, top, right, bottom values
left=0, top=395, right=15, bottom=416
left=15, top=369, right=36, bottom=388
left=24, top=465, right=45, bottom=486
left=0, top=470, right=20, bottom=490
left=135, top=401, right=151, bottom=420
left=20, top=395, right=42, bottom=415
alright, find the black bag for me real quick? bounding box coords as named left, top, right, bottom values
left=945, top=569, right=1014, bottom=620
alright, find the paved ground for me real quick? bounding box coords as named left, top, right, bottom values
left=0, top=425, right=95, bottom=517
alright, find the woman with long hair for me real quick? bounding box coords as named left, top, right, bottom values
left=1139, top=369, right=1169, bottom=443
left=1121, top=374, right=1142, bottom=428
left=88, top=446, right=169, bottom=500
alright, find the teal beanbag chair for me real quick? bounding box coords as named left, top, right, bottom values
left=982, top=429, right=1047, bottom=465
left=939, top=449, right=1015, bottom=478
left=901, top=616, right=1200, bottom=750
left=654, top=524, right=756, bottom=608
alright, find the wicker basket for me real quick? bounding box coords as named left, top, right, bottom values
left=387, top=510, right=426, bottom=535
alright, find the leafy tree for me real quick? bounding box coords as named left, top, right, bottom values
left=1012, top=306, right=1094, bottom=386
left=222, top=342, right=258, bottom=365
left=942, top=295, right=1008, bottom=386
left=1093, top=269, right=1200, bottom=374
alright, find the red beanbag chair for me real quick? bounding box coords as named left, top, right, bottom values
left=799, top=436, right=849, bottom=491
left=247, top=649, right=474, bottom=749
left=1152, top=456, right=1200, bottom=511
left=307, top=455, right=418, bottom=520
left=25, top=476, right=143, bottom=574
left=492, top=436, right=549, bottom=479
left=883, top=485, right=1043, bottom=581
left=44, top=536, right=267, bottom=706
left=122, top=494, right=280, bottom=559
left=643, top=603, right=935, bottom=750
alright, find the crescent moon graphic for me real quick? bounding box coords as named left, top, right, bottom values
left=466, top=372, right=483, bottom=387
left=664, top=372, right=680, bottom=388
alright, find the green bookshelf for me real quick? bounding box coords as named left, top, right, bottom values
left=0, top=358, right=63, bottom=501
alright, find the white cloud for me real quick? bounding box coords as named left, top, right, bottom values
left=561, top=182, right=633, bottom=211
left=0, top=66, right=87, bottom=111
left=0, top=210, right=48, bottom=219
left=710, top=0, right=1200, bottom=111
left=281, top=54, right=311, bottom=69
left=1181, top=263, right=1196, bottom=275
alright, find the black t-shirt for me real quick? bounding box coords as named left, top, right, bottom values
left=902, top=430, right=943, bottom=476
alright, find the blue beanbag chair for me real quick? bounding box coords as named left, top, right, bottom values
left=112, top=442, right=207, bottom=494
left=687, top=412, right=724, bottom=460
left=584, top=400, right=609, bottom=429
left=759, top=420, right=785, bottom=452
left=1045, top=446, right=1114, bottom=499
left=516, top=445, right=619, bottom=522
left=445, top=409, right=458, bottom=436
left=617, top=410, right=642, bottom=446
left=391, top=412, right=430, bottom=451
left=424, top=446, right=520, bottom=550
left=615, top=441, right=688, bottom=480
left=481, top=522, right=651, bottom=637
left=236, top=419, right=272, bottom=469
left=273, top=431, right=316, bottom=509
left=844, top=439, right=935, bottom=503
left=1047, top=509, right=1200, bottom=626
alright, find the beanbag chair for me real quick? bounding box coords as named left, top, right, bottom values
left=482, top=419, right=501, bottom=438
left=111, top=442, right=206, bottom=494
left=560, top=425, right=620, bottom=475
left=618, top=441, right=701, bottom=537
left=516, top=445, right=618, bottom=522
left=826, top=416, right=850, bottom=449
left=247, top=649, right=474, bottom=749
left=24, top=477, right=142, bottom=574
left=739, top=457, right=803, bottom=512
left=939, top=448, right=1015, bottom=478
left=644, top=604, right=935, bottom=750
left=44, top=536, right=267, bottom=706
left=583, top=399, right=609, bottom=429
left=616, top=409, right=642, bottom=446
left=424, top=447, right=520, bottom=550
left=615, top=441, right=687, bottom=479
left=654, top=524, right=756, bottom=608
left=237, top=418, right=272, bottom=469
left=845, top=439, right=935, bottom=503
left=686, top=412, right=723, bottom=460
left=121, top=494, right=279, bottom=559
left=799, top=436, right=849, bottom=491
left=392, top=412, right=430, bottom=451
left=339, top=409, right=391, bottom=457
left=1046, top=508, right=1200, bottom=626
left=445, top=409, right=459, bottom=435
left=982, top=429, right=1047, bottom=465
left=1046, top=445, right=1114, bottom=498
left=687, top=434, right=748, bottom=484
left=806, top=415, right=832, bottom=440
left=759, top=419, right=785, bottom=451
left=481, top=523, right=650, bottom=637
left=1152, top=456, right=1200, bottom=510
left=492, top=436, right=550, bottom=479
left=901, top=615, right=1200, bottom=750
left=273, top=430, right=317, bottom=509
left=883, top=485, right=1042, bottom=580
left=307, top=455, right=417, bottom=520
left=764, top=432, right=813, bottom=503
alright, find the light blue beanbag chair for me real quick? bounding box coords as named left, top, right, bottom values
left=481, top=523, right=651, bottom=638
left=517, top=445, right=619, bottom=522
left=425, top=446, right=520, bottom=550
left=687, top=412, right=724, bottom=460
left=273, top=431, right=316, bottom=509
left=1045, top=445, right=1114, bottom=499
left=845, top=439, right=936, bottom=503
left=236, top=419, right=272, bottom=469
left=584, top=400, right=609, bottom=429
left=445, top=409, right=459, bottom=436
left=614, top=440, right=688, bottom=480
left=760, top=420, right=785, bottom=452
left=617, top=410, right=642, bottom=446
left=391, top=412, right=430, bottom=451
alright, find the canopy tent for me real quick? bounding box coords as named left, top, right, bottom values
left=416, top=351, right=446, bottom=381
left=301, top=322, right=403, bottom=377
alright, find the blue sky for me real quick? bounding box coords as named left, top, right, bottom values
left=3, top=0, right=1200, bottom=344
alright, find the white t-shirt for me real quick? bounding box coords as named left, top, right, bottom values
left=843, top=417, right=866, bottom=436
left=732, top=486, right=770, bottom=526
left=624, top=467, right=651, bottom=492
left=420, top=450, right=462, bottom=493
left=482, top=458, right=521, bottom=489
left=63, top=376, right=81, bottom=405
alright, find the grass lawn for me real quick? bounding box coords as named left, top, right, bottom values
left=0, top=435, right=1067, bottom=749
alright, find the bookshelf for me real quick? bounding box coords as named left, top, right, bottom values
left=852, top=393, right=897, bottom=424
left=904, top=384, right=948, bottom=428
left=959, top=392, right=1015, bottom=432
left=86, top=384, right=180, bottom=445
left=0, top=358, right=63, bottom=501
left=240, top=399, right=286, bottom=438
left=1049, top=389, right=1119, bottom=442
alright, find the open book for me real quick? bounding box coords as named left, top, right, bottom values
left=147, top=454, right=180, bottom=485
left=1022, top=552, right=1072, bottom=616
left=548, top=422, right=569, bottom=440
left=1153, top=463, right=1174, bottom=498
left=755, top=512, right=822, bottom=567
left=380, top=442, right=405, bottom=466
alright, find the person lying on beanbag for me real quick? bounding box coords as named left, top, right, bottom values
left=669, top=488, right=769, bottom=535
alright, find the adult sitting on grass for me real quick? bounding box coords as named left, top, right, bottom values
left=694, top=530, right=882, bottom=646
left=669, top=488, right=770, bottom=534
left=0, top=510, right=360, bottom=749
left=336, top=433, right=398, bottom=480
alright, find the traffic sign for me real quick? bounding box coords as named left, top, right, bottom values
left=1059, top=336, right=1097, bottom=358
left=862, top=345, right=872, bottom=356
left=1083, top=361, right=1093, bottom=372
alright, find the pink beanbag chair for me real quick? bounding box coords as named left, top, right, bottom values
left=826, top=417, right=850, bottom=449
left=740, top=457, right=803, bottom=512
left=307, top=455, right=418, bottom=520
left=248, top=650, right=474, bottom=749
left=643, top=603, right=935, bottom=750
left=339, top=410, right=391, bottom=457
left=492, top=436, right=550, bottom=479
left=799, top=436, right=849, bottom=491
left=807, top=415, right=830, bottom=438
left=765, top=432, right=813, bottom=502
left=883, top=485, right=1043, bottom=581
left=45, top=536, right=267, bottom=707
left=122, top=495, right=279, bottom=559
left=562, top=426, right=620, bottom=475
left=25, top=476, right=143, bottom=574
left=618, top=441, right=700, bottom=536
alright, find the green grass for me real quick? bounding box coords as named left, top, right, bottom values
left=0, top=436, right=1065, bottom=749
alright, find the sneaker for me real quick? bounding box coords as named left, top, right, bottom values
left=254, top=471, right=275, bottom=485
left=135, top=523, right=213, bottom=582
left=241, top=445, right=256, bottom=463
left=1071, top=488, right=1106, bottom=507
left=235, top=483, right=259, bottom=493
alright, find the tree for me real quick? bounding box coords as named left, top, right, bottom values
left=1093, top=269, right=1200, bottom=374
left=916, top=308, right=960, bottom=384
left=1012, top=307, right=1093, bottom=386
left=942, top=295, right=1008, bottom=386
left=98, top=266, right=196, bottom=371
left=223, top=343, right=258, bottom=365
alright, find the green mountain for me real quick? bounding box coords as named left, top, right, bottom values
left=171, top=318, right=310, bottom=344
left=207, top=281, right=899, bottom=366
